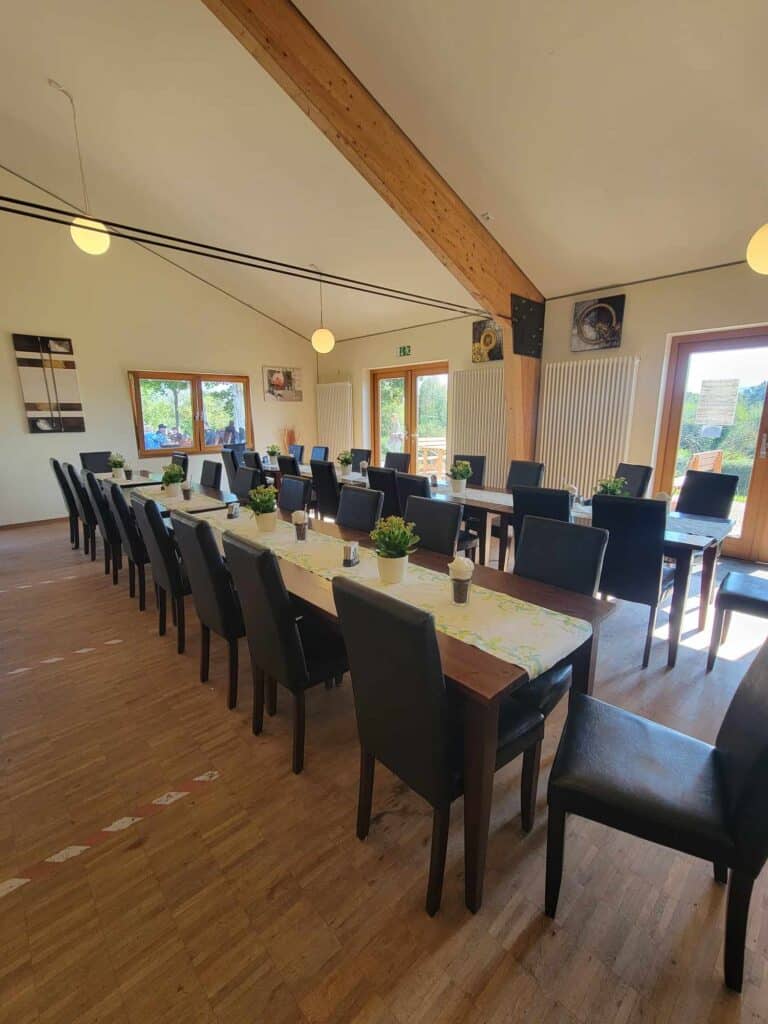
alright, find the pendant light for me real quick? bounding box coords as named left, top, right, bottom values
left=311, top=271, right=335, bottom=353
left=746, top=222, right=768, bottom=275
left=49, top=79, right=110, bottom=255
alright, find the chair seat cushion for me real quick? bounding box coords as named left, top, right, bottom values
left=717, top=572, right=768, bottom=617
left=505, top=664, right=571, bottom=719
left=457, top=530, right=479, bottom=551
left=549, top=693, right=734, bottom=863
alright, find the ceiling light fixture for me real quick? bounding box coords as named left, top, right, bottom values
left=48, top=78, right=110, bottom=255
left=311, top=270, right=335, bottom=353
left=746, top=222, right=768, bottom=275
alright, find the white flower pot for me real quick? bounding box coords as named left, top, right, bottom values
left=450, top=478, right=467, bottom=495
left=165, top=482, right=181, bottom=498
left=256, top=510, right=278, bottom=532
left=377, top=554, right=408, bottom=585
left=112, top=468, right=125, bottom=480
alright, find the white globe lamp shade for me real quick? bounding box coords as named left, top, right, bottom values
left=311, top=327, right=336, bottom=354
left=746, top=223, right=768, bottom=275
left=70, top=216, right=111, bottom=255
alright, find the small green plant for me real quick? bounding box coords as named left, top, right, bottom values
left=449, top=460, right=472, bottom=481
left=596, top=476, right=629, bottom=496
left=108, top=452, right=125, bottom=468
left=248, top=485, right=277, bottom=515
left=162, top=463, right=185, bottom=485
left=266, top=444, right=281, bottom=457
left=370, top=516, right=419, bottom=559
left=338, top=450, right=353, bottom=467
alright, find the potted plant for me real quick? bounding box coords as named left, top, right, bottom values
left=108, top=452, right=126, bottom=480
left=596, top=476, right=629, bottom=496
left=370, top=516, right=419, bottom=585
left=248, top=485, right=278, bottom=532
left=162, top=462, right=185, bottom=498
left=448, top=459, right=472, bottom=495
left=266, top=444, right=281, bottom=462
left=338, top=450, right=353, bottom=476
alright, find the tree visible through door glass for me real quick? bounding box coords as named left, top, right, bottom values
left=415, top=373, right=448, bottom=477
left=378, top=376, right=406, bottom=457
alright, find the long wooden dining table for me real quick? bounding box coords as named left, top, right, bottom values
left=189, top=506, right=614, bottom=912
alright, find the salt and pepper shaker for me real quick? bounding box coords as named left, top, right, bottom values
left=227, top=501, right=240, bottom=519
left=343, top=541, right=359, bottom=567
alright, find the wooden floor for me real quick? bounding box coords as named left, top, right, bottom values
left=1, top=521, right=767, bottom=1024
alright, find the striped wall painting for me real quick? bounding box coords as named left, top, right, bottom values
left=12, top=334, right=85, bottom=433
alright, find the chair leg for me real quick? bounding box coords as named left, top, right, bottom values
left=90, top=526, right=97, bottom=562
left=252, top=668, right=265, bottom=735
left=227, top=638, right=239, bottom=709
left=334, top=672, right=344, bottom=686
left=266, top=677, right=277, bottom=716
left=324, top=678, right=334, bottom=690
left=722, top=609, right=733, bottom=643
left=642, top=605, right=657, bottom=668
left=356, top=748, right=375, bottom=840
left=158, top=587, right=167, bottom=636
left=545, top=804, right=566, bottom=918
left=70, top=515, right=80, bottom=550
left=426, top=805, right=450, bottom=917
left=707, top=604, right=726, bottom=673
left=138, top=563, right=146, bottom=611
left=128, top=559, right=136, bottom=598
left=171, top=598, right=177, bottom=626
left=292, top=691, right=306, bottom=774
left=103, top=539, right=110, bottom=575
left=724, top=870, right=754, bottom=992
left=83, top=522, right=90, bottom=555
left=176, top=597, right=185, bottom=654
left=111, top=544, right=120, bottom=585
left=200, top=624, right=210, bottom=682
left=714, top=861, right=728, bottom=884
left=520, top=738, right=542, bottom=833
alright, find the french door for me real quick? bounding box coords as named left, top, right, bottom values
left=371, top=363, right=449, bottom=476
left=656, top=330, right=768, bottom=561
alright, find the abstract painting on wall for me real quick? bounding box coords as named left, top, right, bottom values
left=471, top=319, right=504, bottom=362
left=13, top=334, right=85, bottom=433
left=263, top=365, right=303, bottom=402
left=570, top=294, right=626, bottom=352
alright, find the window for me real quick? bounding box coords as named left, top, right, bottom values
left=129, top=371, right=252, bottom=457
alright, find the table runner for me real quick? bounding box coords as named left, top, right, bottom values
left=198, top=512, right=591, bottom=680
left=132, top=485, right=228, bottom=513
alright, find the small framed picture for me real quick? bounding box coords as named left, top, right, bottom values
left=263, top=366, right=303, bottom=402
left=570, top=294, right=625, bottom=352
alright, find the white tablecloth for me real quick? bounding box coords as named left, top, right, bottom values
left=132, top=485, right=228, bottom=513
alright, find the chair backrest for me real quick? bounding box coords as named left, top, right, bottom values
left=171, top=452, right=189, bottom=479
left=514, top=516, right=608, bottom=596
left=453, top=454, right=486, bottom=487
left=716, top=638, right=768, bottom=875
left=84, top=471, right=121, bottom=546
left=277, top=454, right=300, bottom=477
left=233, top=466, right=262, bottom=502
left=106, top=483, right=147, bottom=563
left=367, top=467, right=400, bottom=518
left=79, top=451, right=112, bottom=473
left=592, top=494, right=666, bottom=605
left=223, top=535, right=309, bottom=692
left=676, top=469, right=739, bottom=520
left=277, top=474, right=312, bottom=513
left=131, top=494, right=185, bottom=596
left=50, top=457, right=78, bottom=517
left=222, top=442, right=246, bottom=464
left=336, top=486, right=384, bottom=532
left=171, top=511, right=242, bottom=639
left=395, top=472, right=431, bottom=513
left=288, top=444, right=304, bottom=463
left=333, top=577, right=457, bottom=807
left=200, top=460, right=222, bottom=489
left=405, top=495, right=461, bottom=555
left=221, top=447, right=239, bottom=491
left=384, top=451, right=411, bottom=472
left=615, top=462, right=653, bottom=498
left=242, top=451, right=265, bottom=481
left=65, top=462, right=96, bottom=526
left=310, top=460, right=340, bottom=519
left=311, top=445, right=329, bottom=462
left=510, top=485, right=570, bottom=554
left=351, top=448, right=372, bottom=472
left=506, top=460, right=545, bottom=490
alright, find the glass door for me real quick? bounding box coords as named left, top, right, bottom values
left=371, top=363, right=449, bottom=473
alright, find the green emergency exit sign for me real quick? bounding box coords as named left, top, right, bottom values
left=398, top=345, right=411, bottom=357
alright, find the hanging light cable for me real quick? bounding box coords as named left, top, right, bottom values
left=311, top=270, right=335, bottom=353
left=48, top=79, right=110, bottom=255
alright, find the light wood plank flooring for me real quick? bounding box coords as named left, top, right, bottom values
left=1, top=521, right=767, bottom=1024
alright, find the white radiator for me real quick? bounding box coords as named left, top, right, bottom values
left=448, top=364, right=507, bottom=488
left=536, top=355, right=639, bottom=496
left=316, top=381, right=353, bottom=458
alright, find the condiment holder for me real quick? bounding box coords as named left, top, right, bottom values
left=227, top=501, right=240, bottom=519
left=343, top=541, right=359, bottom=567
left=448, top=555, right=474, bottom=604
left=292, top=509, right=308, bottom=541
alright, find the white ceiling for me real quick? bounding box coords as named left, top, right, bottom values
left=0, top=0, right=476, bottom=340
left=299, top=0, right=768, bottom=297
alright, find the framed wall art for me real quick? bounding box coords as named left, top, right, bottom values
left=263, top=365, right=303, bottom=402
left=13, top=333, right=85, bottom=432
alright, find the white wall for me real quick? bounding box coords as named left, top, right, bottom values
left=0, top=171, right=317, bottom=526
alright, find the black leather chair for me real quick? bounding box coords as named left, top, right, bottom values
left=615, top=462, right=653, bottom=498
left=453, top=454, right=486, bottom=487
left=107, top=483, right=150, bottom=609
left=277, top=454, right=301, bottom=478
left=351, top=448, right=371, bottom=472
left=384, top=451, right=410, bottom=472
left=223, top=535, right=348, bottom=772
left=310, top=445, right=329, bottom=462
left=200, top=460, right=222, bottom=489
left=221, top=446, right=241, bottom=491
left=506, top=460, right=545, bottom=489
left=242, top=451, right=266, bottom=484
left=333, top=577, right=545, bottom=915
left=85, top=471, right=123, bottom=584
left=310, top=460, right=340, bottom=520
left=546, top=638, right=768, bottom=992
left=222, top=442, right=246, bottom=463
left=404, top=495, right=478, bottom=559
left=233, top=467, right=262, bottom=503
left=336, top=487, right=383, bottom=532
left=50, top=457, right=80, bottom=550
left=171, top=511, right=245, bottom=708
left=132, top=495, right=190, bottom=652
left=171, top=452, right=189, bottom=479
left=288, top=444, right=304, bottom=463
left=277, top=475, right=312, bottom=514
left=508, top=486, right=571, bottom=559
left=676, top=469, right=739, bottom=520
left=79, top=451, right=112, bottom=473
left=395, top=472, right=430, bottom=514
left=367, top=467, right=399, bottom=518
left=65, top=462, right=98, bottom=560
left=592, top=494, right=674, bottom=666
left=707, top=573, right=768, bottom=672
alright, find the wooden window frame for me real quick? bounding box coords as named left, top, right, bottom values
left=370, top=362, right=449, bottom=467
left=128, top=370, right=254, bottom=458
